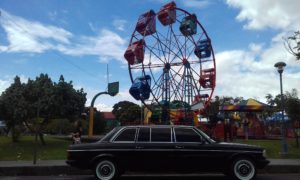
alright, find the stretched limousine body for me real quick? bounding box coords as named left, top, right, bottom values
left=66, top=125, right=269, bottom=180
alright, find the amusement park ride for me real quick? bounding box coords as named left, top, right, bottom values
left=124, top=2, right=216, bottom=125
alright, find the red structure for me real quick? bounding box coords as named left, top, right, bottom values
left=124, top=40, right=145, bottom=65
left=157, top=1, right=176, bottom=26
left=199, top=68, right=215, bottom=88
left=136, top=10, right=156, bottom=36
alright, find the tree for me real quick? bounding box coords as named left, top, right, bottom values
left=0, top=76, right=26, bottom=142
left=284, top=31, right=300, bottom=60
left=0, top=74, right=87, bottom=144
left=265, top=89, right=300, bottom=147
left=285, top=89, right=300, bottom=147
left=112, top=101, right=141, bottom=125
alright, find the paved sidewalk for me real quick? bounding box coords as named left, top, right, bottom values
left=0, top=159, right=300, bottom=176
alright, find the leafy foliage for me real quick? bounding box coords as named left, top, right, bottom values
left=0, top=74, right=87, bottom=143
left=112, top=101, right=141, bottom=125
left=265, top=89, right=300, bottom=147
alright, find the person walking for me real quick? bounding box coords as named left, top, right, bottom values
left=243, top=117, right=249, bottom=141
left=72, top=120, right=83, bottom=144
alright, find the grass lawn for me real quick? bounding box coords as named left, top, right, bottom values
left=0, top=135, right=299, bottom=161
left=236, top=139, right=300, bottom=159
left=0, top=135, right=71, bottom=161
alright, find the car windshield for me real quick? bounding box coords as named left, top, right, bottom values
left=194, top=127, right=216, bottom=143
left=98, top=127, right=121, bottom=142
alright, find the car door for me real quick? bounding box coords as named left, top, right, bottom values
left=173, top=127, right=216, bottom=172
left=110, top=127, right=137, bottom=170
left=134, top=127, right=175, bottom=171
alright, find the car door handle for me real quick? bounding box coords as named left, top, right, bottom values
left=136, top=146, right=144, bottom=149
left=175, top=145, right=184, bottom=149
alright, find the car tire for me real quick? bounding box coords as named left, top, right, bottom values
left=94, top=159, right=119, bottom=180
left=230, top=157, right=256, bottom=180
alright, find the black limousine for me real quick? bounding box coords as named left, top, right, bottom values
left=66, top=125, right=269, bottom=180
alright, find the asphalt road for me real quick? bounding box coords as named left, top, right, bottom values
left=1, top=174, right=300, bottom=180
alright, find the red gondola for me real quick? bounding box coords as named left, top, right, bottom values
left=124, top=40, right=145, bottom=65
left=157, top=1, right=176, bottom=26
left=199, top=68, right=215, bottom=88
left=136, top=10, right=156, bottom=36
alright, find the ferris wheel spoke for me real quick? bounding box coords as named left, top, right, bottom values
left=169, top=70, right=185, bottom=101
left=154, top=32, right=169, bottom=63
left=189, top=65, right=201, bottom=78
left=156, top=29, right=181, bottom=59
left=165, top=25, right=173, bottom=63
left=169, top=67, right=186, bottom=100
left=151, top=32, right=184, bottom=63
left=144, top=45, right=166, bottom=65
left=170, top=26, right=185, bottom=59
left=188, top=68, right=201, bottom=96
left=185, top=41, right=197, bottom=60
left=151, top=71, right=164, bottom=92
left=156, top=27, right=188, bottom=64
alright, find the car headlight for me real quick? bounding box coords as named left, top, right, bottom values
left=262, top=149, right=267, bottom=158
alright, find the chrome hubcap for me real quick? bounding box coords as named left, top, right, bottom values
left=234, top=159, right=255, bottom=180
left=96, top=160, right=115, bottom=180
left=100, top=165, right=112, bottom=176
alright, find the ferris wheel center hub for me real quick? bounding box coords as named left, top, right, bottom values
left=164, top=63, right=171, bottom=70
left=182, top=58, right=190, bottom=68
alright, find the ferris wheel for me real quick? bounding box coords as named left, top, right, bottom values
left=124, top=2, right=216, bottom=124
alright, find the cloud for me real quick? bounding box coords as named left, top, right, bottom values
left=215, top=41, right=300, bottom=102
left=112, top=19, right=127, bottom=31
left=180, top=0, right=211, bottom=9
left=57, top=29, right=127, bottom=62
left=226, top=0, right=300, bottom=30
left=0, top=9, right=72, bottom=53
left=0, top=9, right=127, bottom=63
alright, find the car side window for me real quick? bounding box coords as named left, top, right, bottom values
left=138, top=128, right=150, bottom=142
left=175, top=128, right=202, bottom=143
left=114, top=128, right=136, bottom=142
left=151, top=128, right=171, bottom=142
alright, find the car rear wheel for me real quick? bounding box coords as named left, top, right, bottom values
left=231, top=158, right=256, bottom=180
left=94, top=159, right=118, bottom=180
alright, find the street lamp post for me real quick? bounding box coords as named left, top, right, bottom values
left=274, top=61, right=288, bottom=156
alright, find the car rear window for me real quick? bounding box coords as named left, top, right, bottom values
left=175, top=128, right=202, bottom=142
left=114, top=128, right=136, bottom=142
left=151, top=128, right=171, bottom=142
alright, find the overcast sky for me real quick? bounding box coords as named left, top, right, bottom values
left=1, top=0, right=300, bottom=111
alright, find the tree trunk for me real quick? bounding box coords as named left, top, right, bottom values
left=38, top=132, right=46, bottom=145
left=11, top=126, right=20, bottom=143
left=23, top=120, right=35, bottom=133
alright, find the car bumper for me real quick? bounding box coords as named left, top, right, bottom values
left=256, top=159, right=270, bottom=169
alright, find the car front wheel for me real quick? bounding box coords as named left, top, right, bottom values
left=94, top=159, right=118, bottom=180
left=231, top=158, right=256, bottom=180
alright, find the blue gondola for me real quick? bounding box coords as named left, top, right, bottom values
left=194, top=39, right=211, bottom=59
left=179, top=14, right=197, bottom=36
left=129, top=75, right=151, bottom=100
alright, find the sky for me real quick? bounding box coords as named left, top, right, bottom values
left=1, top=0, right=300, bottom=111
